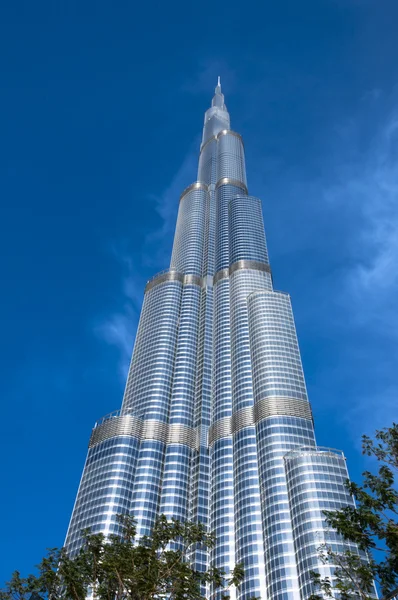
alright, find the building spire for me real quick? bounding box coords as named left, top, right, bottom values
left=201, top=76, right=230, bottom=144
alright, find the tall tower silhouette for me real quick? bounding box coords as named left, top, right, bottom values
left=65, top=80, right=360, bottom=600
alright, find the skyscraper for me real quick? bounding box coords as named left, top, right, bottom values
left=65, top=79, right=360, bottom=600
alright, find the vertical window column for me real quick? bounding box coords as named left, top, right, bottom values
left=198, top=139, right=217, bottom=186
left=247, top=291, right=316, bottom=600
left=171, top=185, right=209, bottom=276
left=215, top=184, right=246, bottom=272
left=203, top=188, right=216, bottom=277
left=124, top=279, right=183, bottom=537
left=210, top=277, right=235, bottom=600
left=189, top=287, right=213, bottom=577
left=159, top=284, right=201, bottom=523
left=217, top=133, right=247, bottom=187
left=130, top=439, right=167, bottom=538
left=229, top=195, right=269, bottom=266
left=121, top=279, right=182, bottom=419
left=229, top=270, right=272, bottom=600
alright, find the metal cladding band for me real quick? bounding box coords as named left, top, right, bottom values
left=168, top=423, right=199, bottom=448
left=147, top=261, right=271, bottom=293
left=145, top=271, right=205, bottom=293
left=208, top=417, right=231, bottom=445
left=89, top=414, right=142, bottom=447
left=89, top=414, right=199, bottom=450
left=200, top=135, right=217, bottom=153
left=283, top=445, right=345, bottom=461
left=254, top=396, right=313, bottom=422
left=230, top=259, right=271, bottom=275
left=179, top=181, right=208, bottom=202
left=213, top=260, right=271, bottom=286
left=215, top=177, right=248, bottom=194
left=184, top=273, right=203, bottom=287
left=216, top=129, right=243, bottom=142
left=142, top=420, right=168, bottom=441
left=208, top=397, right=313, bottom=445
left=231, top=406, right=253, bottom=434
left=200, top=129, right=243, bottom=153
left=213, top=267, right=229, bottom=285
left=145, top=271, right=184, bottom=293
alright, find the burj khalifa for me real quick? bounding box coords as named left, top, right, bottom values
left=65, top=79, right=359, bottom=600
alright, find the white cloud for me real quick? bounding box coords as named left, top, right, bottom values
left=96, top=309, right=136, bottom=378
left=317, top=102, right=398, bottom=435
left=332, top=109, right=398, bottom=336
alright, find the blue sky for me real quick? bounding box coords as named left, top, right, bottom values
left=1, top=0, right=397, bottom=582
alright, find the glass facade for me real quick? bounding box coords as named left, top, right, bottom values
left=65, top=79, right=362, bottom=600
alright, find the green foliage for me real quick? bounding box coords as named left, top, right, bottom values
left=0, top=515, right=244, bottom=600
left=310, top=423, right=398, bottom=599
left=309, top=545, right=377, bottom=600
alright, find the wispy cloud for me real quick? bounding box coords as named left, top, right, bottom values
left=96, top=308, right=137, bottom=377
left=143, top=145, right=198, bottom=268
left=308, top=92, right=398, bottom=437
left=94, top=250, right=143, bottom=378
left=335, top=107, right=398, bottom=435
left=341, top=112, right=398, bottom=331
left=95, top=144, right=198, bottom=377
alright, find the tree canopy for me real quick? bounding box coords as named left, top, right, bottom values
left=0, top=516, right=244, bottom=600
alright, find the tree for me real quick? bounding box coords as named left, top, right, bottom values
left=310, top=423, right=398, bottom=600
left=0, top=515, right=245, bottom=600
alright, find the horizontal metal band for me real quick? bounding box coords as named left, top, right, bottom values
left=284, top=445, right=345, bottom=462
left=200, top=130, right=243, bottom=154
left=231, top=406, right=253, bottom=434
left=184, top=273, right=203, bottom=287
left=89, top=414, right=142, bottom=447
left=216, top=129, right=243, bottom=142
left=208, top=417, right=231, bottom=445
left=214, top=261, right=271, bottom=286
left=179, top=181, right=208, bottom=202
left=145, top=270, right=184, bottom=293
left=248, top=289, right=290, bottom=300
left=208, top=397, right=313, bottom=445
left=89, top=414, right=200, bottom=450
left=145, top=271, right=206, bottom=293
left=168, top=423, right=199, bottom=448
left=254, top=397, right=313, bottom=422
left=213, top=268, right=229, bottom=285
left=215, top=178, right=248, bottom=194
left=230, top=259, right=271, bottom=275
left=142, top=419, right=168, bottom=441
left=200, top=135, right=217, bottom=153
